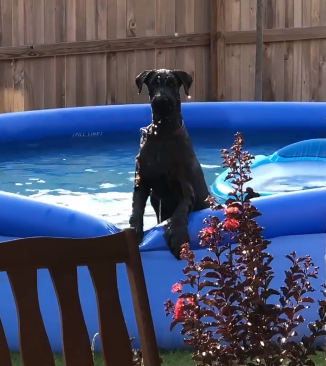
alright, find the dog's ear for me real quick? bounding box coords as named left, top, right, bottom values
left=135, top=70, right=155, bottom=94
left=171, top=70, right=193, bottom=96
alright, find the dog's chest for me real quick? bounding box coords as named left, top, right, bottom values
left=138, top=141, right=175, bottom=177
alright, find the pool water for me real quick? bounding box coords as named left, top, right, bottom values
left=0, top=131, right=323, bottom=230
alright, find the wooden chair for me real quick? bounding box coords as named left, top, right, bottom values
left=0, top=229, right=161, bottom=366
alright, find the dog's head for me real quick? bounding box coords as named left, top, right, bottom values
left=135, top=69, right=193, bottom=119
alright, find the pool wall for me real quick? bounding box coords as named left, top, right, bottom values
left=0, top=188, right=325, bottom=351
left=0, top=102, right=325, bottom=351
left=0, top=102, right=325, bottom=143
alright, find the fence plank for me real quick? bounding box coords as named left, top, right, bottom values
left=44, top=0, right=56, bottom=109
left=194, top=1, right=209, bottom=102
left=76, top=0, right=87, bottom=107
left=0, top=0, right=14, bottom=112
left=272, top=0, right=285, bottom=101
left=55, top=0, right=66, bottom=108
left=284, top=0, right=294, bottom=101
left=12, top=0, right=25, bottom=111
left=95, top=0, right=109, bottom=106
left=126, top=0, right=137, bottom=103
left=293, top=0, right=303, bottom=101
left=318, top=0, right=326, bottom=101
left=164, top=0, right=176, bottom=77
left=86, top=0, right=97, bottom=106
left=117, top=0, right=127, bottom=104
left=65, top=0, right=77, bottom=107
left=310, top=0, right=321, bottom=101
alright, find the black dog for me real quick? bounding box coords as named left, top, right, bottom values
left=129, top=69, right=210, bottom=259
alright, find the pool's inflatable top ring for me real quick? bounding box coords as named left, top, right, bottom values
left=211, top=139, right=326, bottom=201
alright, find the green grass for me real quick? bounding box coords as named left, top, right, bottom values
left=10, top=350, right=325, bottom=365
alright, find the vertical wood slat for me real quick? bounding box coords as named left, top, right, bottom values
left=23, top=0, right=34, bottom=110
left=124, top=229, right=162, bottom=366
left=55, top=0, right=66, bottom=108
left=95, top=0, right=108, bottom=106
left=86, top=0, right=97, bottom=107
left=88, top=263, right=133, bottom=366
left=12, top=0, right=25, bottom=111
left=48, top=265, right=94, bottom=366
left=76, top=0, right=86, bottom=107
left=211, top=0, right=226, bottom=101
left=318, top=0, right=326, bottom=101
left=284, top=0, right=294, bottom=101
left=0, top=319, right=12, bottom=366
left=184, top=0, right=195, bottom=101
left=164, top=0, right=176, bottom=73
left=0, top=0, right=13, bottom=112
left=302, top=0, right=312, bottom=101
left=7, top=268, right=55, bottom=366
left=293, top=0, right=303, bottom=101
left=31, top=0, right=45, bottom=111
left=309, top=0, right=320, bottom=101
left=0, top=230, right=161, bottom=366
left=175, top=0, right=187, bottom=102
left=240, top=0, right=252, bottom=101
left=65, top=0, right=77, bottom=107
left=107, top=0, right=118, bottom=104
left=126, top=0, right=138, bottom=103
left=271, top=0, right=285, bottom=101
left=117, top=0, right=127, bottom=104
left=43, top=0, right=56, bottom=109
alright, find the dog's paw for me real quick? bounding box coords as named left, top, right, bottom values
left=163, top=225, right=190, bottom=260
left=130, top=225, right=144, bottom=245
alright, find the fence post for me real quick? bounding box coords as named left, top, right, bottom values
left=255, top=0, right=264, bottom=101
left=210, top=0, right=226, bottom=101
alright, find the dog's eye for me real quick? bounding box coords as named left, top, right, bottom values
left=166, top=78, right=173, bottom=86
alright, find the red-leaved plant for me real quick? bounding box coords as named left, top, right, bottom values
left=164, top=132, right=326, bottom=366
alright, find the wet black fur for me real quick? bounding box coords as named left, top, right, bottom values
left=129, top=69, right=210, bottom=259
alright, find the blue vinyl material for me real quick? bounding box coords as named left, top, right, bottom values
left=0, top=103, right=325, bottom=351
left=0, top=102, right=325, bottom=142
left=212, top=139, right=326, bottom=200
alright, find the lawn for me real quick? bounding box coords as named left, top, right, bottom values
left=10, top=350, right=325, bottom=365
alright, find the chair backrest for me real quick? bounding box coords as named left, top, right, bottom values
left=0, top=228, right=161, bottom=366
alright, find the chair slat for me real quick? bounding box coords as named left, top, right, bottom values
left=48, top=265, right=94, bottom=366
left=7, top=268, right=54, bottom=366
left=0, top=229, right=161, bottom=366
left=88, top=262, right=133, bottom=366
left=0, top=317, right=12, bottom=366
left=124, top=229, right=162, bottom=366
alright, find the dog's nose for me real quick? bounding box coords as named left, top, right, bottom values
left=154, top=92, right=169, bottom=102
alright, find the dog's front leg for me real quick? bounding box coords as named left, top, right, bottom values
left=129, top=183, right=150, bottom=244
left=164, top=181, right=194, bottom=259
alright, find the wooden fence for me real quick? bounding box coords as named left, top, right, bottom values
left=0, top=0, right=325, bottom=113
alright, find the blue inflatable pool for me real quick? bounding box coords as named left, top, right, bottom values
left=0, top=102, right=325, bottom=351
left=212, top=139, right=326, bottom=201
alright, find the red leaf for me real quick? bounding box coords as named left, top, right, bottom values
left=301, top=297, right=314, bottom=304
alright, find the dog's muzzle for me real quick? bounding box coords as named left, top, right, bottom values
left=151, top=93, right=174, bottom=114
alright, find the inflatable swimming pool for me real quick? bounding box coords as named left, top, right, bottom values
left=0, top=102, right=325, bottom=351
left=212, top=139, right=326, bottom=201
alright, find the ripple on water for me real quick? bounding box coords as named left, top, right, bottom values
left=30, top=190, right=157, bottom=230
left=0, top=134, right=301, bottom=229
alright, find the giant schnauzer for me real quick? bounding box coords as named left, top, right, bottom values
left=129, top=68, right=210, bottom=259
